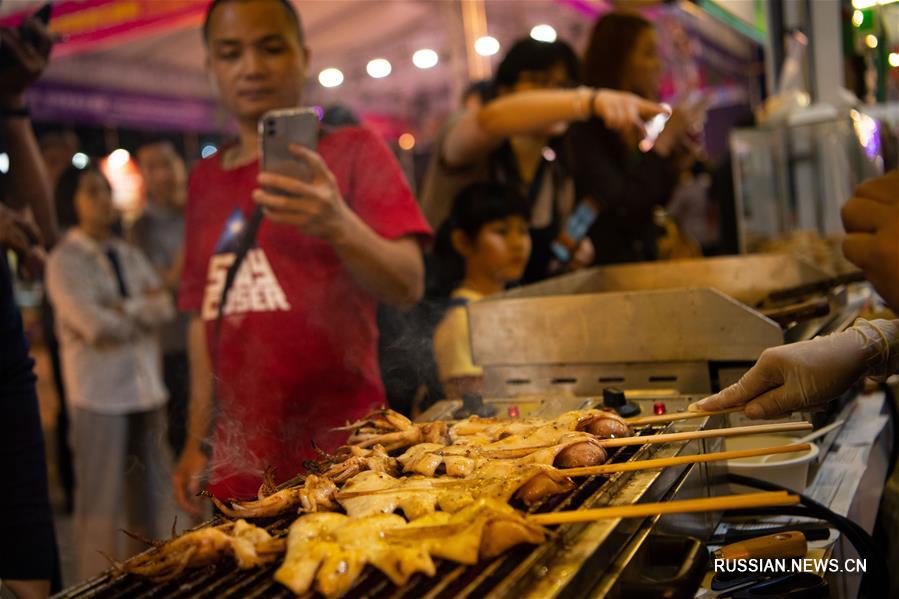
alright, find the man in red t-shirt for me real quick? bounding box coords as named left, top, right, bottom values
left=173, top=0, right=431, bottom=512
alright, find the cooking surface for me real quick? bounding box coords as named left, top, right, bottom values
left=55, top=397, right=718, bottom=598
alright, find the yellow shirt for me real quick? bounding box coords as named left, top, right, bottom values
left=433, top=287, right=485, bottom=384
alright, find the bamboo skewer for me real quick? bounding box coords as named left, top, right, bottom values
left=479, top=421, right=812, bottom=458
left=335, top=443, right=812, bottom=499
left=345, top=406, right=746, bottom=437
left=626, top=407, right=743, bottom=426
left=560, top=443, right=812, bottom=477
left=527, top=491, right=799, bottom=526
left=596, top=421, right=812, bottom=448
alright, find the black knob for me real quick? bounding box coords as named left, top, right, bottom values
left=603, top=387, right=626, bottom=409
left=454, top=394, right=496, bottom=419
left=617, top=402, right=641, bottom=418
left=462, top=394, right=483, bottom=412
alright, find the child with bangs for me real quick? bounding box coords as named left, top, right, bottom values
left=431, top=182, right=532, bottom=398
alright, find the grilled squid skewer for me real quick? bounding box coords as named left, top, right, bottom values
left=207, top=475, right=339, bottom=518
left=342, top=408, right=632, bottom=452
left=339, top=408, right=450, bottom=451
left=206, top=445, right=398, bottom=519
left=397, top=431, right=609, bottom=478
left=116, top=520, right=284, bottom=582
left=276, top=491, right=798, bottom=598
left=337, top=442, right=815, bottom=519
left=336, top=460, right=581, bottom=520
left=274, top=499, right=545, bottom=598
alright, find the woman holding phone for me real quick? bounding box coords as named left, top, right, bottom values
left=568, top=11, right=707, bottom=265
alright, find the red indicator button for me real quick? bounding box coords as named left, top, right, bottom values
left=508, top=405, right=520, bottom=418
left=653, top=402, right=666, bottom=415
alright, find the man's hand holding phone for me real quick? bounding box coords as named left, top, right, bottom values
left=253, top=144, right=353, bottom=242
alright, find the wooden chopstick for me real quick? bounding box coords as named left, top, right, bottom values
left=528, top=491, right=799, bottom=526
left=626, top=407, right=743, bottom=426
left=560, top=443, right=813, bottom=477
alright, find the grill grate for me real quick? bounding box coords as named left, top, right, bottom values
left=55, top=429, right=662, bottom=599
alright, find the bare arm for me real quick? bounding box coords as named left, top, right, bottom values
left=442, top=88, right=666, bottom=167
left=330, top=213, right=424, bottom=308
left=172, top=314, right=212, bottom=515
left=164, top=248, right=186, bottom=291
left=0, top=18, right=57, bottom=245
left=1, top=116, right=57, bottom=245
left=254, top=146, right=425, bottom=309
left=184, top=314, right=213, bottom=452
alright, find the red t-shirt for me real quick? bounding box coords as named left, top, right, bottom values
left=179, top=126, right=431, bottom=499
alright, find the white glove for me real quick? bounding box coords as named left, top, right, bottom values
left=690, top=319, right=899, bottom=419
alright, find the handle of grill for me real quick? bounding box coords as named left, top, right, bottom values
left=760, top=296, right=831, bottom=325
left=763, top=270, right=866, bottom=304
left=612, top=534, right=708, bottom=599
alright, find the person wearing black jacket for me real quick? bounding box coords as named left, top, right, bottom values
left=568, top=12, right=705, bottom=265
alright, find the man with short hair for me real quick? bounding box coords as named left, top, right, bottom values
left=173, top=0, right=430, bottom=513
left=130, top=140, right=190, bottom=456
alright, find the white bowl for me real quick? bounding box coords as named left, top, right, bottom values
left=725, top=434, right=819, bottom=493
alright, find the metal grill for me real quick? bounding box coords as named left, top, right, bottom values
left=54, top=422, right=699, bottom=599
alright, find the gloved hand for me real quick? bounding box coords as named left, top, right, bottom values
left=690, top=319, right=899, bottom=419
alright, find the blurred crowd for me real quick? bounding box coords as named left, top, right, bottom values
left=1, top=0, right=897, bottom=596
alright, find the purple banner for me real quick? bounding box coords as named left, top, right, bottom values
left=26, top=82, right=222, bottom=133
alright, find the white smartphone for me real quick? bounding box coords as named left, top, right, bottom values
left=259, top=107, right=320, bottom=182
left=639, top=103, right=671, bottom=153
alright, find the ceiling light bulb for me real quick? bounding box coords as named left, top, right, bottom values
left=318, top=68, right=344, bottom=88
left=367, top=58, right=392, bottom=79
left=530, top=24, right=557, bottom=43
left=474, top=36, right=500, bottom=57
left=412, top=48, right=439, bottom=69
